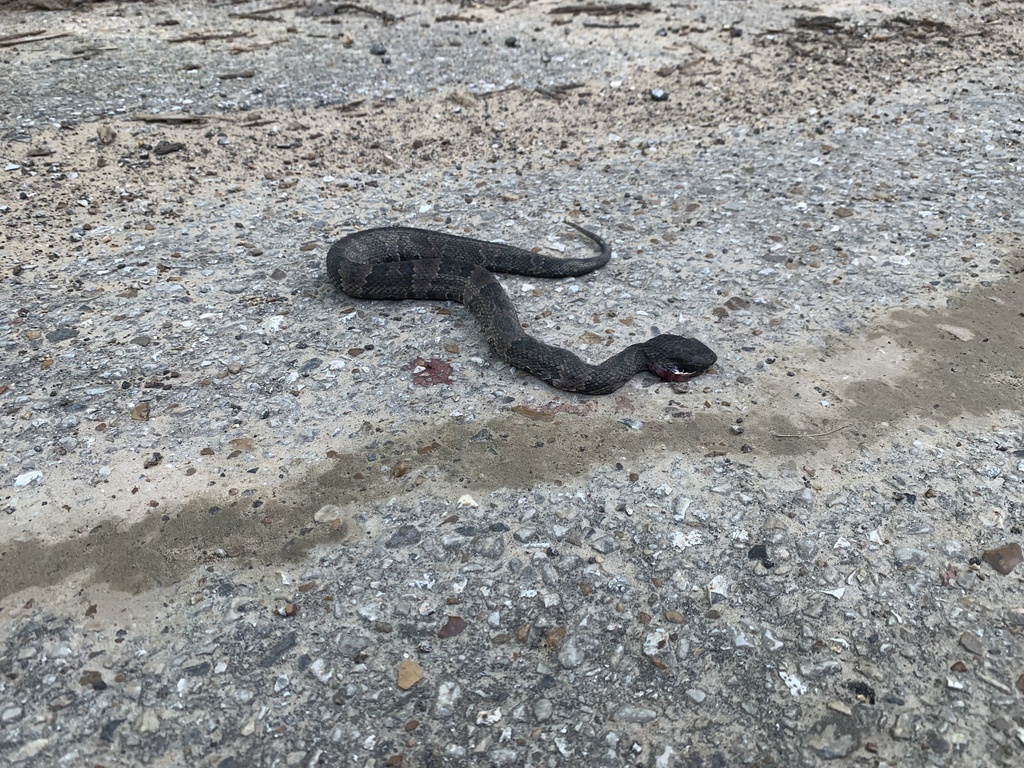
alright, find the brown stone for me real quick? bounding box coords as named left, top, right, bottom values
left=79, top=670, right=106, bottom=690
left=543, top=626, right=567, bottom=648
left=438, top=615, right=467, bottom=639
left=981, top=543, right=1023, bottom=575
left=396, top=660, right=423, bottom=690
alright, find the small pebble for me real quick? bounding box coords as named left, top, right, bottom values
left=613, top=704, right=658, bottom=724
left=980, top=542, right=1022, bottom=575
left=557, top=635, right=585, bottom=669
left=894, top=547, right=927, bottom=567
left=438, top=616, right=467, bottom=639
left=476, top=707, right=502, bottom=725
left=959, top=631, right=983, bottom=656
left=314, top=504, right=343, bottom=522
left=135, top=709, right=160, bottom=734
left=533, top=698, right=553, bottom=721
left=13, top=470, right=42, bottom=487
left=396, top=660, right=423, bottom=690
left=433, top=681, right=461, bottom=717
left=385, top=525, right=421, bottom=548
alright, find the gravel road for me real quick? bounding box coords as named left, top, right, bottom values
left=1, top=1, right=1022, bottom=766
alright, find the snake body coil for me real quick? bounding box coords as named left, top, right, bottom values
left=326, top=223, right=716, bottom=394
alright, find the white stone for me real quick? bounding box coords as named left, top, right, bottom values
left=13, top=470, right=42, bottom=487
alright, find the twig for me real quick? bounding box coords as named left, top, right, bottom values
left=246, top=3, right=301, bottom=12
left=130, top=113, right=208, bottom=125
left=0, top=32, right=70, bottom=48
left=331, top=3, right=399, bottom=24
left=229, top=12, right=285, bottom=22
left=166, top=31, right=249, bottom=44
left=549, top=3, right=654, bottom=16
left=771, top=424, right=850, bottom=439
left=534, top=83, right=584, bottom=100
left=0, top=29, right=46, bottom=43
left=229, top=39, right=286, bottom=55
left=435, top=15, right=483, bottom=23
left=50, top=45, right=114, bottom=62
left=793, top=16, right=844, bottom=31
left=474, top=84, right=522, bottom=98
left=335, top=98, right=368, bottom=114
left=240, top=118, right=279, bottom=128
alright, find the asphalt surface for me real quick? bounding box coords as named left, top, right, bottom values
left=1, top=2, right=1022, bottom=767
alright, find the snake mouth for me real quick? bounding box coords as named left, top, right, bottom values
left=650, top=361, right=712, bottom=382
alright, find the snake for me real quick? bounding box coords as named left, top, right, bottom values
left=325, top=222, right=716, bottom=394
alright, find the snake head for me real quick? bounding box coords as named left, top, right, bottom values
left=646, top=335, right=717, bottom=382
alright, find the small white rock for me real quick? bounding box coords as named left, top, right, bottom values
left=643, top=627, right=669, bottom=657
left=476, top=707, right=502, bottom=726
left=671, top=530, right=703, bottom=549
left=314, top=504, right=343, bottom=522
left=309, top=658, right=333, bottom=683
left=779, top=670, right=807, bottom=696
left=135, top=709, right=160, bottom=733
left=13, top=470, right=42, bottom=487
left=434, top=681, right=461, bottom=718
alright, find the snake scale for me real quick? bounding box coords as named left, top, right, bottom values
left=326, top=222, right=716, bottom=394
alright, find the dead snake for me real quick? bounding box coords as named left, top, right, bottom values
left=326, top=222, right=716, bottom=394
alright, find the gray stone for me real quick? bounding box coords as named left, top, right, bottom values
left=557, top=635, right=586, bottom=669
left=613, top=704, right=658, bottom=724
left=533, top=698, right=553, bottom=721
left=894, top=547, right=928, bottom=567
left=805, top=713, right=860, bottom=759
left=433, top=681, right=461, bottom=718
left=385, top=524, right=421, bottom=548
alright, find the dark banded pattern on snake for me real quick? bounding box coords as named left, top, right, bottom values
left=326, top=222, right=716, bottom=394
